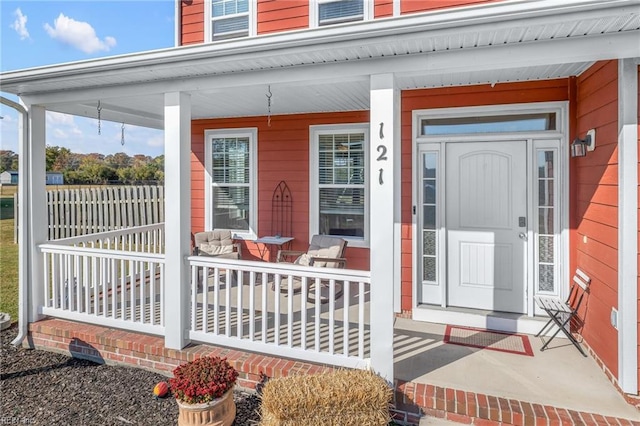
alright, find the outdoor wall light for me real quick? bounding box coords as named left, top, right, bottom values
left=571, top=129, right=596, bottom=158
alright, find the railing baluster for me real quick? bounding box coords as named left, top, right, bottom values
left=213, top=269, right=220, bottom=335
left=130, top=260, right=137, bottom=322
left=75, top=254, right=82, bottom=313
left=249, top=271, right=255, bottom=341
left=120, top=259, right=126, bottom=320
left=191, top=265, right=198, bottom=331
left=140, top=260, right=147, bottom=323
left=225, top=269, right=231, bottom=337
left=314, top=277, right=320, bottom=352
left=301, top=276, right=307, bottom=350
left=261, top=272, right=267, bottom=343
left=43, top=253, right=50, bottom=308
left=83, top=255, right=89, bottom=314
left=274, top=274, right=281, bottom=346
left=202, top=266, right=209, bottom=333
left=66, top=253, right=73, bottom=311
left=159, top=264, right=165, bottom=326
left=343, top=280, right=350, bottom=357
left=329, top=279, right=335, bottom=354
left=359, top=280, right=365, bottom=359
left=236, top=268, right=243, bottom=339
left=287, top=275, right=293, bottom=347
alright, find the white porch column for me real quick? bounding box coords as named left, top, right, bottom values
left=369, top=73, right=399, bottom=381
left=27, top=104, right=46, bottom=322
left=164, top=92, right=191, bottom=349
left=617, top=58, right=638, bottom=395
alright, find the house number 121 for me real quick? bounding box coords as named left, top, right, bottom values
left=377, top=122, right=387, bottom=185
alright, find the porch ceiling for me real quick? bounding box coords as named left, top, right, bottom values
left=1, top=0, right=638, bottom=128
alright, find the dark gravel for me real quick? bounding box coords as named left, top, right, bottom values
left=0, top=325, right=261, bottom=425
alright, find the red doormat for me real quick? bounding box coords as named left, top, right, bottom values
left=443, top=325, right=534, bottom=356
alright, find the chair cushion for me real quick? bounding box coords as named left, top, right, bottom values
left=307, top=235, right=346, bottom=268
left=199, top=242, right=234, bottom=256
left=294, top=253, right=312, bottom=266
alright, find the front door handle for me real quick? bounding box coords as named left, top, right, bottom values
left=518, top=232, right=528, bottom=241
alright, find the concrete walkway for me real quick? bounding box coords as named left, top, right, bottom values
left=394, top=318, right=640, bottom=423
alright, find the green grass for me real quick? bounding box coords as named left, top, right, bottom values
left=0, top=196, right=18, bottom=323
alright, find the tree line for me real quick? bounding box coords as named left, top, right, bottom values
left=0, top=147, right=164, bottom=185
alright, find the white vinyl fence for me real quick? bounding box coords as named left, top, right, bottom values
left=15, top=185, right=164, bottom=242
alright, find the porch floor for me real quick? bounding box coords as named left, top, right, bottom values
left=394, top=318, right=640, bottom=422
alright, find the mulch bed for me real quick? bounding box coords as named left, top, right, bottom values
left=0, top=325, right=261, bottom=425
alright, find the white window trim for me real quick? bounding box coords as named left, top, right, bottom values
left=309, top=0, right=372, bottom=29
left=204, top=0, right=256, bottom=42
left=309, top=123, right=370, bottom=248
left=204, top=128, right=258, bottom=240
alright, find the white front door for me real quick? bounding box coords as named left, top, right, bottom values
left=446, top=141, right=528, bottom=313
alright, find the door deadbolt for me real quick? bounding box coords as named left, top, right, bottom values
left=518, top=216, right=527, bottom=227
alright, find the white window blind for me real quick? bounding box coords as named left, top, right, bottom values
left=212, top=0, right=249, bottom=40
left=211, top=137, right=251, bottom=231
left=317, top=132, right=366, bottom=239
left=318, top=0, right=364, bottom=26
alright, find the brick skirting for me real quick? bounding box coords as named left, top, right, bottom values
left=28, top=318, right=639, bottom=426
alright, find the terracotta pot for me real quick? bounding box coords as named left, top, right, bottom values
left=176, top=390, right=236, bottom=426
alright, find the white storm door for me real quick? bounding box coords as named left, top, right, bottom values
left=446, top=141, right=528, bottom=313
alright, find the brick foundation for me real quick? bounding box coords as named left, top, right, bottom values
left=28, top=318, right=639, bottom=426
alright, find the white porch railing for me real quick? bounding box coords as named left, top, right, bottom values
left=188, top=256, right=371, bottom=369
left=37, top=224, right=373, bottom=370
left=39, top=223, right=165, bottom=335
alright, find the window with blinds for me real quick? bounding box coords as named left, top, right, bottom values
left=211, top=0, right=249, bottom=40
left=318, top=0, right=364, bottom=26
left=316, top=131, right=366, bottom=239
left=210, top=136, right=251, bottom=231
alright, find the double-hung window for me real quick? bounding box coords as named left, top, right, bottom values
left=209, top=0, right=253, bottom=41
left=310, top=124, right=369, bottom=247
left=310, top=0, right=370, bottom=27
left=204, top=129, right=257, bottom=239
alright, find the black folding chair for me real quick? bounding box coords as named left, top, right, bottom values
left=534, top=268, right=590, bottom=356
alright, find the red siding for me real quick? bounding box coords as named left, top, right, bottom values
left=191, top=111, right=370, bottom=271
left=575, top=60, right=619, bottom=378
left=401, top=0, right=501, bottom=14
left=374, top=0, right=394, bottom=18
left=400, top=79, right=570, bottom=312
left=257, top=0, right=308, bottom=34
left=180, top=0, right=205, bottom=45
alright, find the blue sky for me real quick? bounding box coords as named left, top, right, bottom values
left=0, top=0, right=176, bottom=158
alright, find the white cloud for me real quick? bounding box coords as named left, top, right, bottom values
left=147, top=134, right=164, bottom=148
left=11, top=8, right=30, bottom=40
left=44, top=13, right=116, bottom=54
left=47, top=111, right=75, bottom=126
left=47, top=111, right=83, bottom=142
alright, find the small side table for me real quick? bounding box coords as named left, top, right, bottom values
left=254, top=236, right=294, bottom=262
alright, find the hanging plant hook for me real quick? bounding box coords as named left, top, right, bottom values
left=266, top=85, right=272, bottom=127
left=97, top=100, right=102, bottom=135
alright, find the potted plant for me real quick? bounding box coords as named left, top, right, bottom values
left=169, top=356, right=239, bottom=426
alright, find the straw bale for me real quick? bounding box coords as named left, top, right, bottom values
left=259, top=369, right=392, bottom=426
